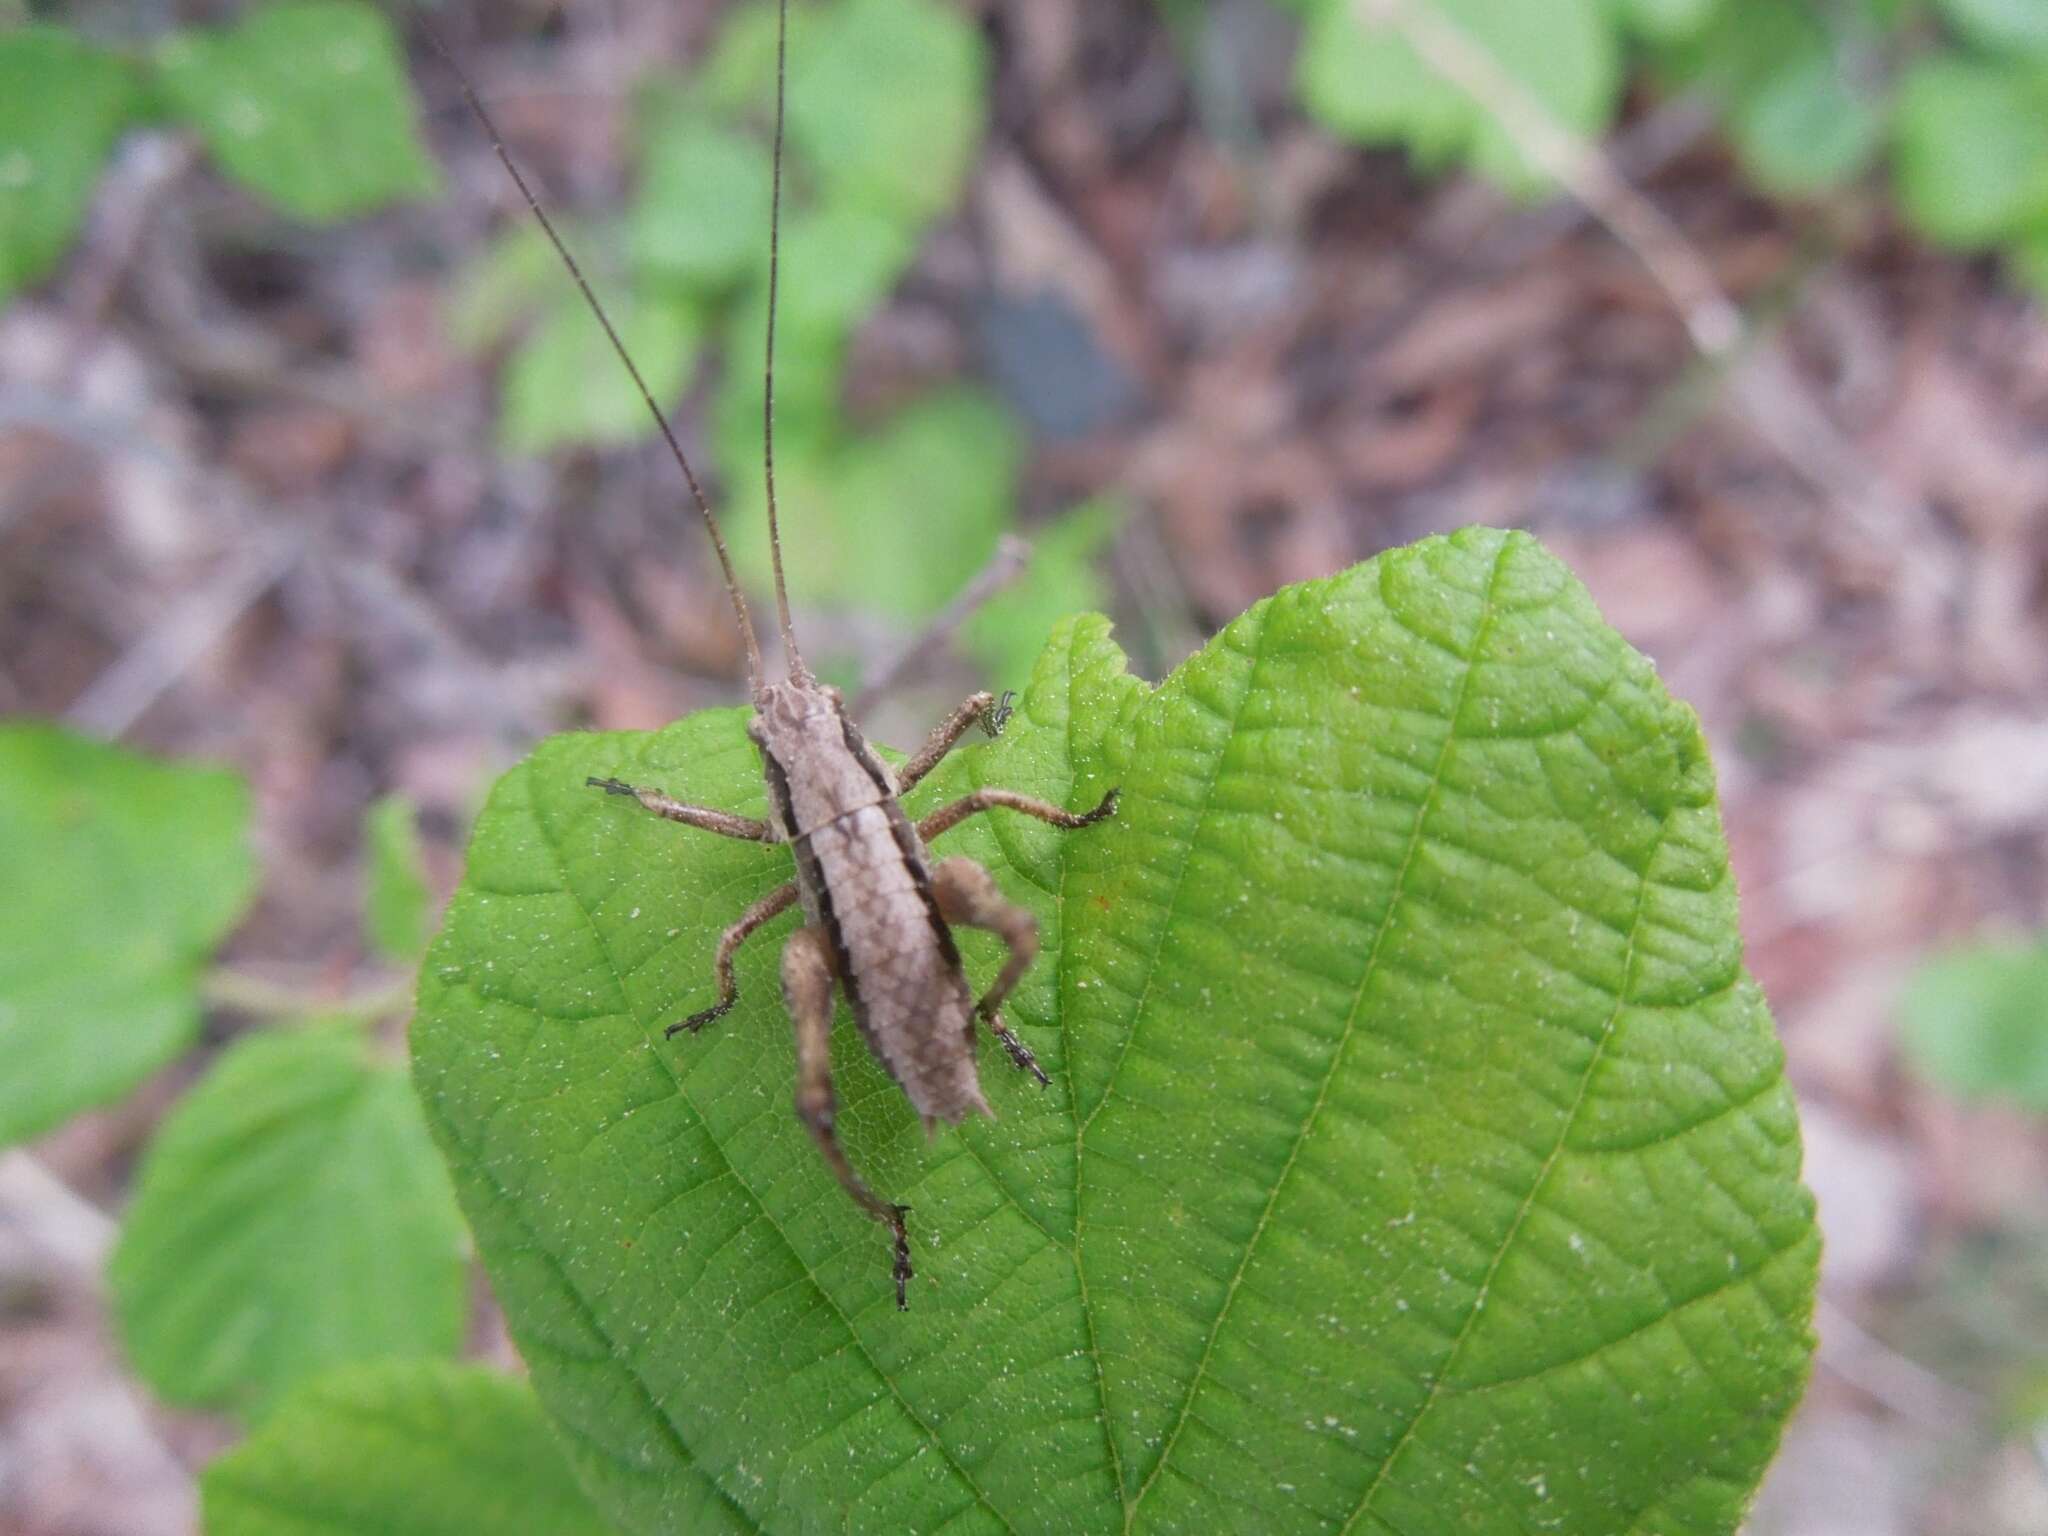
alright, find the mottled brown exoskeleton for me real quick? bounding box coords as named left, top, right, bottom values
left=435, top=1, right=1115, bottom=1307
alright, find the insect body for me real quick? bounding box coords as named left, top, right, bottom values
left=438, top=2, right=1116, bottom=1307
left=591, top=672, right=1112, bottom=1308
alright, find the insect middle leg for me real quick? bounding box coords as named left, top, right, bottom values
left=783, top=925, right=914, bottom=1309
left=586, top=776, right=772, bottom=842
left=667, top=881, right=798, bottom=1037
left=895, top=690, right=996, bottom=794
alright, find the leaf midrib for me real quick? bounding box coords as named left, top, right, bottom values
left=1119, top=543, right=1509, bottom=1529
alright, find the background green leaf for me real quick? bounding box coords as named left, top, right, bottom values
left=201, top=1360, right=617, bottom=1536
left=0, top=724, right=255, bottom=1146
left=964, top=496, right=1125, bottom=690
left=726, top=387, right=1023, bottom=620
left=629, top=108, right=774, bottom=290
left=0, top=27, right=138, bottom=303
left=413, top=529, right=1816, bottom=1534
left=1730, top=50, right=1884, bottom=194
left=501, top=291, right=702, bottom=456
left=366, top=794, right=433, bottom=964
left=786, top=0, right=988, bottom=228
left=155, top=0, right=439, bottom=223
left=1296, top=0, right=1622, bottom=194
left=109, top=1022, right=468, bottom=1418
left=1615, top=0, right=1721, bottom=43
left=1898, top=938, right=2048, bottom=1111
left=1893, top=54, right=2048, bottom=246
left=1936, top=0, right=2048, bottom=56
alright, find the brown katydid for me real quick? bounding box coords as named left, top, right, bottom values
left=431, top=1, right=1116, bottom=1309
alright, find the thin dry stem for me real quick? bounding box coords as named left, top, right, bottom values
left=1360, top=0, right=1740, bottom=356
left=852, top=534, right=1033, bottom=715
left=1357, top=0, right=1949, bottom=611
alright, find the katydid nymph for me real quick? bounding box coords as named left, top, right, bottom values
left=433, top=2, right=1117, bottom=1309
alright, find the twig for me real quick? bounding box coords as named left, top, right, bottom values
left=64, top=531, right=302, bottom=740
left=1359, top=0, right=1740, bottom=357
left=65, top=131, right=200, bottom=344
left=202, top=966, right=413, bottom=1023
left=1356, top=0, right=1948, bottom=595
left=852, top=534, right=1032, bottom=714
left=1815, top=1296, right=1980, bottom=1430
left=0, top=1151, right=117, bottom=1277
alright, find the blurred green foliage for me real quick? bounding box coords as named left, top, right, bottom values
left=963, top=494, right=1125, bottom=683
left=0, top=724, right=256, bottom=1145
left=1899, top=937, right=2048, bottom=1111
left=0, top=27, right=138, bottom=299
left=153, top=0, right=439, bottom=222
left=0, top=723, right=474, bottom=1432
left=202, top=1361, right=615, bottom=1536
left=1298, top=0, right=1623, bottom=194
left=0, top=2, right=437, bottom=304
left=365, top=794, right=434, bottom=965
left=109, top=1020, right=468, bottom=1420
left=1230, top=0, right=2048, bottom=300
left=454, top=0, right=1101, bottom=677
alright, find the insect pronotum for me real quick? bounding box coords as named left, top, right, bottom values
left=430, top=2, right=1117, bottom=1308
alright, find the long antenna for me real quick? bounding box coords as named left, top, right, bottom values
left=421, top=20, right=765, bottom=693
left=761, top=0, right=808, bottom=684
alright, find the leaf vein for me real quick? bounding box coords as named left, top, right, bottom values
left=1126, top=539, right=1514, bottom=1530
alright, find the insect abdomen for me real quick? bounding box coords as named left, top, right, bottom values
left=796, top=805, right=988, bottom=1123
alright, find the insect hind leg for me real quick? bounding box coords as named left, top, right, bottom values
left=930, top=857, right=1050, bottom=1088
left=783, top=925, right=914, bottom=1309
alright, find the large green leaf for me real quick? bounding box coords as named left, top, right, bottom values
left=202, top=1360, right=617, bottom=1536
left=110, top=1022, right=468, bottom=1418
left=156, top=0, right=439, bottom=223
left=0, top=724, right=255, bottom=1146
left=0, top=27, right=139, bottom=303
left=413, top=530, right=1817, bottom=1534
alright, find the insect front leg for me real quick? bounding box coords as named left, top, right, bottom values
left=586, top=776, right=772, bottom=842
left=895, top=690, right=997, bottom=794
left=668, top=881, right=798, bottom=1038
left=930, top=857, right=1049, bottom=1087
left=916, top=785, right=1119, bottom=843
left=784, top=926, right=915, bottom=1310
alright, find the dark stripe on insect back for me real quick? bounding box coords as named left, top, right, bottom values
left=760, top=746, right=799, bottom=844
left=883, top=796, right=962, bottom=970
left=789, top=827, right=863, bottom=1015
left=839, top=711, right=896, bottom=800
left=840, top=708, right=962, bottom=970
